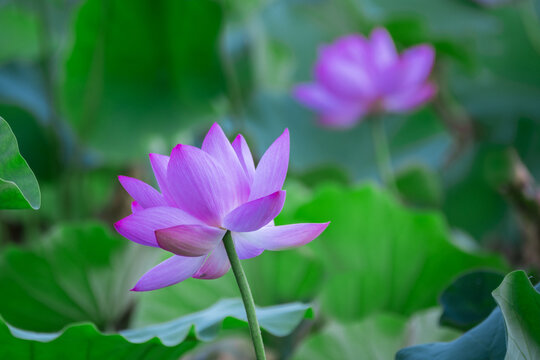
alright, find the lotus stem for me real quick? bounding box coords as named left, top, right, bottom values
left=222, top=231, right=266, bottom=360
left=370, top=116, right=397, bottom=194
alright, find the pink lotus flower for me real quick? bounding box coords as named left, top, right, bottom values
left=115, top=123, right=329, bottom=291
left=293, top=28, right=436, bottom=128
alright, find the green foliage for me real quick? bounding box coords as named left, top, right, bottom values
left=397, top=307, right=506, bottom=359
left=397, top=271, right=540, bottom=360
left=295, top=165, right=351, bottom=188
left=493, top=270, right=540, bottom=360
left=0, top=299, right=311, bottom=360
left=0, top=116, right=40, bottom=210
left=0, top=223, right=156, bottom=331
left=283, top=183, right=507, bottom=321
left=1, top=0, right=540, bottom=358
left=440, top=270, right=504, bottom=331
left=395, top=164, right=443, bottom=208
left=62, top=0, right=226, bottom=162
left=1, top=105, right=60, bottom=182
left=293, top=308, right=459, bottom=360
left=244, top=249, right=325, bottom=307
left=0, top=318, right=194, bottom=360
left=0, top=5, right=39, bottom=63
left=443, top=145, right=509, bottom=241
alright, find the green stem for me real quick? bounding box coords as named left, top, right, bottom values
left=369, top=116, right=397, bottom=194
left=222, top=231, right=266, bottom=360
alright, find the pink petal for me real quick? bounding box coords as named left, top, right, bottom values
left=224, top=191, right=286, bottom=232
left=167, top=144, right=238, bottom=227
left=193, top=242, right=230, bottom=279
left=294, top=84, right=368, bottom=128
left=149, top=153, right=172, bottom=201
left=233, top=222, right=329, bottom=251
left=293, top=83, right=347, bottom=113
left=131, top=255, right=206, bottom=291
left=114, top=206, right=203, bottom=247
left=369, top=28, right=398, bottom=72
left=383, top=83, right=437, bottom=112
left=233, top=236, right=264, bottom=260
left=118, top=175, right=167, bottom=209
left=232, top=134, right=256, bottom=184
left=156, top=224, right=225, bottom=257
left=249, top=130, right=289, bottom=201
left=131, top=201, right=143, bottom=213
left=333, top=34, right=371, bottom=62
left=202, top=123, right=250, bottom=203
left=314, top=39, right=374, bottom=99
left=398, top=44, right=435, bottom=89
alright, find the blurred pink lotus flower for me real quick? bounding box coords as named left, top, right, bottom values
left=293, top=28, right=436, bottom=128
left=115, top=123, right=329, bottom=291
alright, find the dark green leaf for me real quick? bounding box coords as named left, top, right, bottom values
left=397, top=306, right=506, bottom=359
left=0, top=116, right=40, bottom=209
left=1, top=104, right=60, bottom=181
left=443, top=144, right=509, bottom=242
left=397, top=271, right=540, bottom=360
left=440, top=270, right=504, bottom=330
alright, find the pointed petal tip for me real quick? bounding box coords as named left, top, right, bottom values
left=172, top=143, right=192, bottom=153
left=114, top=218, right=135, bottom=240
left=129, top=284, right=150, bottom=292
left=113, top=215, right=131, bottom=236
left=232, top=222, right=330, bottom=252
left=131, top=255, right=205, bottom=291
left=271, top=128, right=290, bottom=148
left=248, top=130, right=290, bottom=200
left=117, top=175, right=136, bottom=187
left=113, top=219, right=124, bottom=233
left=149, top=152, right=170, bottom=160
left=170, top=144, right=189, bottom=157
left=205, top=122, right=225, bottom=138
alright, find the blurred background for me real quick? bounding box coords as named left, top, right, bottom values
left=1, top=0, right=540, bottom=358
